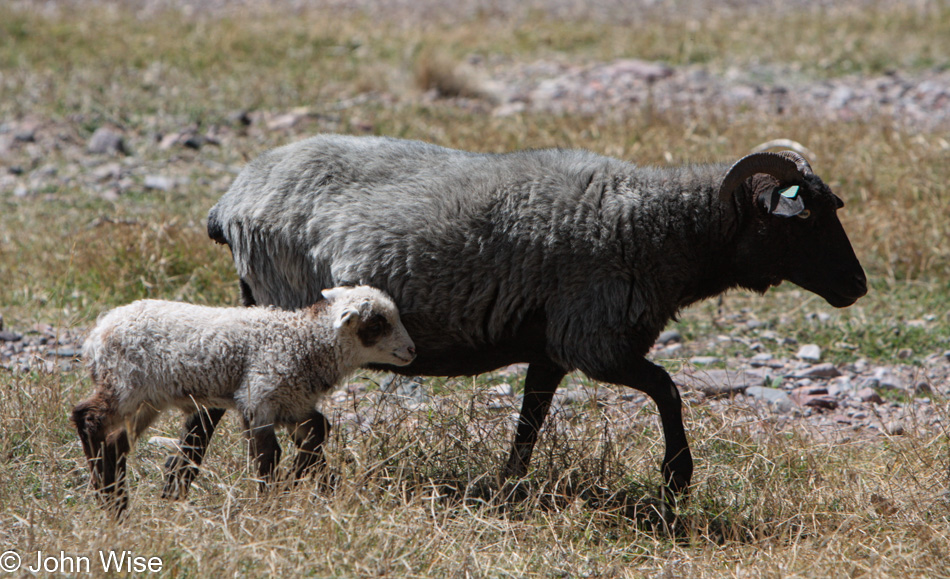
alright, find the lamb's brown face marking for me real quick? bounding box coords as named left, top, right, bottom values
left=357, top=313, right=392, bottom=347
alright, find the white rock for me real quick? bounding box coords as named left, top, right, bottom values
left=796, top=344, right=822, bottom=362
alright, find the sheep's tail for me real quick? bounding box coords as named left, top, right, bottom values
left=208, top=202, right=330, bottom=310
left=207, top=205, right=228, bottom=246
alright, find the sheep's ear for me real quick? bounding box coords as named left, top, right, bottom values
left=764, top=185, right=805, bottom=217
left=322, top=287, right=347, bottom=302
left=335, top=308, right=360, bottom=329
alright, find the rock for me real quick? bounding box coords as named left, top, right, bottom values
left=394, top=378, right=429, bottom=403
left=266, top=108, right=312, bottom=131
left=602, top=59, right=673, bottom=82
left=745, top=386, right=793, bottom=412
left=487, top=382, right=513, bottom=397
left=54, top=348, right=80, bottom=358
left=689, top=356, right=720, bottom=366
left=555, top=389, right=594, bottom=405
left=495, top=363, right=528, bottom=378
left=827, top=376, right=853, bottom=397
left=655, top=343, right=682, bottom=357
left=13, top=123, right=37, bottom=143
left=144, top=175, right=175, bottom=191
left=228, top=110, right=252, bottom=126
left=656, top=329, right=682, bottom=345
left=884, top=421, right=905, bottom=436
left=792, top=363, right=842, bottom=379
left=914, top=381, right=933, bottom=395
left=796, top=344, right=822, bottom=362
left=0, top=331, right=22, bottom=342
left=147, top=436, right=181, bottom=450
left=790, top=386, right=838, bottom=410
left=675, top=369, right=765, bottom=398
left=87, top=127, right=126, bottom=155
left=159, top=130, right=205, bottom=150
left=750, top=353, right=773, bottom=366
left=92, top=162, right=123, bottom=181
left=897, top=348, right=913, bottom=359
left=857, top=387, right=885, bottom=404
left=869, top=368, right=906, bottom=391
left=870, top=493, right=899, bottom=516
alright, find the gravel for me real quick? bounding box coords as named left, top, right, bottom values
left=4, top=319, right=946, bottom=443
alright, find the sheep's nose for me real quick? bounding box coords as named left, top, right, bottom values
left=407, top=346, right=417, bottom=357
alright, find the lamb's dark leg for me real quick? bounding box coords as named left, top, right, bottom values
left=101, top=429, right=131, bottom=517
left=593, top=357, right=693, bottom=505
left=165, top=276, right=255, bottom=492
left=72, top=399, right=108, bottom=492
left=162, top=407, right=227, bottom=500
left=501, top=362, right=567, bottom=480
left=245, top=419, right=281, bottom=491
left=290, top=410, right=330, bottom=480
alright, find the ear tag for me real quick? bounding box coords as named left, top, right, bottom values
left=770, top=186, right=805, bottom=217
left=779, top=185, right=800, bottom=199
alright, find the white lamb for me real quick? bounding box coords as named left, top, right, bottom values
left=71, top=285, right=415, bottom=515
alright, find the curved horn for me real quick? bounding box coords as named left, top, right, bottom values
left=751, top=138, right=817, bottom=163
left=718, top=152, right=805, bottom=203
left=775, top=150, right=813, bottom=176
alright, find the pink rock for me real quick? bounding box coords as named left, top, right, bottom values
left=858, top=387, right=885, bottom=404
left=791, top=386, right=837, bottom=409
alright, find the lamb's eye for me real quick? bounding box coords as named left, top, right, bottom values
left=797, top=209, right=812, bottom=220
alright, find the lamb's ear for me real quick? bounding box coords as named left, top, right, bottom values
left=334, top=308, right=360, bottom=329
left=322, top=287, right=347, bottom=302
left=762, top=185, right=806, bottom=217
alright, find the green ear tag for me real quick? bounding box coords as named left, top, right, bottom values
left=780, top=185, right=800, bottom=199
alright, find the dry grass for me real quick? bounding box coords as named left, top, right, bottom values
left=2, top=368, right=948, bottom=576
left=0, top=1, right=949, bottom=577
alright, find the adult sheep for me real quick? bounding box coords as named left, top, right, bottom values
left=169, top=134, right=867, bottom=502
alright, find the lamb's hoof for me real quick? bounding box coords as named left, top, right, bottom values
left=161, top=457, right=199, bottom=500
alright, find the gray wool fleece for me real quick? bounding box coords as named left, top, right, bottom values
left=210, top=134, right=733, bottom=375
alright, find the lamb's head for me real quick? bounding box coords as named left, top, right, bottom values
left=321, top=285, right=416, bottom=366
left=719, top=151, right=868, bottom=308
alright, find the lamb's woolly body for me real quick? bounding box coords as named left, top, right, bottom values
left=84, top=300, right=350, bottom=427
left=73, top=285, right=414, bottom=514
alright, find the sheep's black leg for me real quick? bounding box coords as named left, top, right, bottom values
left=501, top=362, right=567, bottom=480
left=597, top=358, right=693, bottom=502
left=290, top=410, right=330, bottom=480
left=162, top=407, right=227, bottom=500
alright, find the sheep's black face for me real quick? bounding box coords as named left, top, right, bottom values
left=735, top=174, right=868, bottom=307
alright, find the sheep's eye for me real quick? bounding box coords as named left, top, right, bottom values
left=797, top=209, right=812, bottom=220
